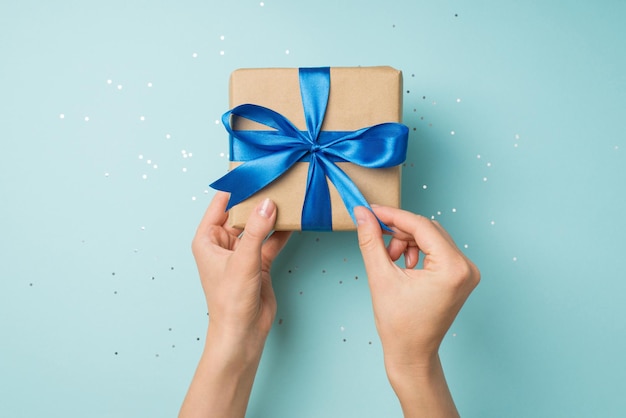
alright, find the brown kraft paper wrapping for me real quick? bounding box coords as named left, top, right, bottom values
left=224, top=66, right=404, bottom=231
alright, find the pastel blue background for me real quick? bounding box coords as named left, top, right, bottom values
left=2, top=1, right=625, bottom=417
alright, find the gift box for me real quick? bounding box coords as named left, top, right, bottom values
left=211, top=66, right=409, bottom=231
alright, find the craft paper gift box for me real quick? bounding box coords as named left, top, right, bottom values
left=211, top=66, right=409, bottom=231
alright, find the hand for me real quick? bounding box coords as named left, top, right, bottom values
left=355, top=205, right=480, bottom=418
left=192, top=191, right=290, bottom=341
left=179, top=192, right=291, bottom=418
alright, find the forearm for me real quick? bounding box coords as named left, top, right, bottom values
left=385, top=354, right=459, bottom=418
left=179, top=325, right=267, bottom=418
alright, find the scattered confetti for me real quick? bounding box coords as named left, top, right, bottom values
left=32, top=6, right=613, bottom=399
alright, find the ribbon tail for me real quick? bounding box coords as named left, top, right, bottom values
left=301, top=154, right=332, bottom=231
left=317, top=157, right=393, bottom=232
left=210, top=149, right=307, bottom=211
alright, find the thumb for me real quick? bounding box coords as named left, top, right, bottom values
left=236, top=198, right=277, bottom=262
left=355, top=206, right=392, bottom=278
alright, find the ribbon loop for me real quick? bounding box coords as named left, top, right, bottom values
left=210, top=67, right=409, bottom=231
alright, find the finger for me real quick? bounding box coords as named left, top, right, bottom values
left=431, top=220, right=460, bottom=248
left=354, top=206, right=393, bottom=279
left=235, top=198, right=277, bottom=266
left=404, top=245, right=419, bottom=269
left=192, top=192, right=234, bottom=257
left=225, top=224, right=243, bottom=239
left=372, top=205, right=457, bottom=258
left=262, top=230, right=292, bottom=265
left=196, top=191, right=230, bottom=237
left=387, top=236, right=408, bottom=262
left=387, top=236, right=420, bottom=268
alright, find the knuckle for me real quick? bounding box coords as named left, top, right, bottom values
left=410, top=213, right=431, bottom=230
left=244, top=214, right=272, bottom=240
left=446, top=256, right=478, bottom=288
left=191, top=234, right=202, bottom=256
left=243, top=223, right=266, bottom=242
left=471, top=263, right=481, bottom=287
left=357, top=231, right=377, bottom=251
left=191, top=225, right=219, bottom=256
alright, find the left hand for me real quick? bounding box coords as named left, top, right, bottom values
left=191, top=191, right=291, bottom=342
left=180, top=192, right=291, bottom=418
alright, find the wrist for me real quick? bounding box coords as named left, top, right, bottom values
left=205, top=322, right=268, bottom=368
left=381, top=338, right=441, bottom=376
left=384, top=351, right=440, bottom=389
left=383, top=353, right=459, bottom=418
left=178, top=326, right=267, bottom=418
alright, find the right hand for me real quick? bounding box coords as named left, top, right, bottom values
left=354, top=205, right=480, bottom=370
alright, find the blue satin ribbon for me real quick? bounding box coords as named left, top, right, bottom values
left=210, top=67, right=409, bottom=231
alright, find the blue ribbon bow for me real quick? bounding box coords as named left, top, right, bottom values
left=210, top=67, right=409, bottom=231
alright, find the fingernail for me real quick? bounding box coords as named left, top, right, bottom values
left=354, top=206, right=368, bottom=226
left=405, top=251, right=413, bottom=267
left=258, top=198, right=274, bottom=218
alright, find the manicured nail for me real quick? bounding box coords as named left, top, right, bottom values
left=258, top=198, right=274, bottom=218
left=405, top=251, right=414, bottom=267
left=354, top=206, right=368, bottom=226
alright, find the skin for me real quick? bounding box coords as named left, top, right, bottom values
left=354, top=204, right=480, bottom=417
left=179, top=192, right=480, bottom=418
